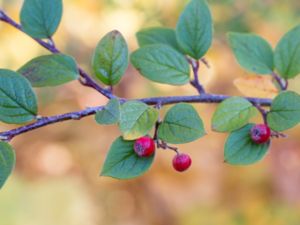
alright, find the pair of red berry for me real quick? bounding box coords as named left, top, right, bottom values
left=134, top=136, right=192, bottom=172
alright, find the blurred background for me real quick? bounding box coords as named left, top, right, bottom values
left=1, top=0, right=300, bottom=224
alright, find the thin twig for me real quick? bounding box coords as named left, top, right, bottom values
left=153, top=120, right=161, bottom=141
left=108, top=85, right=113, bottom=93
left=189, top=59, right=206, bottom=94
left=0, top=10, right=114, bottom=99
left=254, top=104, right=268, bottom=124
left=0, top=106, right=104, bottom=141
left=156, top=140, right=178, bottom=154
left=140, top=94, right=272, bottom=106
left=271, top=71, right=287, bottom=91
left=200, top=58, right=210, bottom=68
left=0, top=94, right=272, bottom=141
left=153, top=105, right=162, bottom=141
left=271, top=131, right=288, bottom=138
left=0, top=9, right=275, bottom=143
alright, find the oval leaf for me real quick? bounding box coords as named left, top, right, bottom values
left=0, top=69, right=37, bottom=124
left=92, top=30, right=128, bottom=86
left=136, top=27, right=182, bottom=52
left=212, top=97, right=257, bottom=132
left=175, top=0, right=213, bottom=59
left=18, top=54, right=79, bottom=87
left=20, top=0, right=63, bottom=39
left=0, top=142, right=15, bottom=189
left=157, top=103, right=205, bottom=144
left=267, top=91, right=300, bottom=131
left=224, top=124, right=270, bottom=165
left=95, top=98, right=120, bottom=125
left=101, top=136, right=154, bottom=179
left=130, top=44, right=190, bottom=85
left=0, top=142, right=16, bottom=189
left=228, top=32, right=274, bottom=74
left=119, top=101, right=158, bottom=140
left=274, top=25, right=300, bottom=79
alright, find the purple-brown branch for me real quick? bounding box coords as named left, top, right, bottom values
left=0, top=9, right=274, bottom=142
left=189, top=59, right=206, bottom=94
left=271, top=71, right=288, bottom=91
left=254, top=104, right=268, bottom=124
left=0, top=10, right=114, bottom=99
left=0, top=94, right=272, bottom=141
left=0, top=106, right=104, bottom=141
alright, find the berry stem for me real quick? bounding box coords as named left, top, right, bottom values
left=254, top=104, right=268, bottom=125
left=271, top=131, right=288, bottom=138
left=156, top=140, right=179, bottom=154
left=153, top=120, right=161, bottom=141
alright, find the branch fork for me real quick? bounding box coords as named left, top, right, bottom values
left=0, top=10, right=274, bottom=141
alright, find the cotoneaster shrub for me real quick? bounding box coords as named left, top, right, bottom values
left=0, top=0, right=299, bottom=188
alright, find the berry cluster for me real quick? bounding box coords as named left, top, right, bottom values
left=132, top=123, right=271, bottom=174
left=133, top=136, right=192, bottom=172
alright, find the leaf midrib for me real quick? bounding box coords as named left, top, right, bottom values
left=0, top=85, right=35, bottom=116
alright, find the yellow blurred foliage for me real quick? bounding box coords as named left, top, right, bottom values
left=234, top=75, right=279, bottom=98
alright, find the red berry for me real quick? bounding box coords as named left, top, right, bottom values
left=172, top=153, right=192, bottom=172
left=250, top=124, right=271, bottom=144
left=134, top=136, right=155, bottom=157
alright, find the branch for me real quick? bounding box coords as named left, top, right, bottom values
left=0, top=94, right=272, bottom=141
left=189, top=59, right=206, bottom=94
left=0, top=10, right=114, bottom=99
left=271, top=71, right=288, bottom=91
left=0, top=105, right=104, bottom=141
left=140, top=93, right=272, bottom=106
left=0, top=9, right=274, bottom=143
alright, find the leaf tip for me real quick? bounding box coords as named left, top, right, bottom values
left=110, top=29, right=122, bottom=38
left=99, top=170, right=107, bottom=177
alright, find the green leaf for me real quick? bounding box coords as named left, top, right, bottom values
left=18, top=54, right=79, bottom=87
left=224, top=124, right=270, bottom=165
left=101, top=136, right=154, bottom=179
left=228, top=32, right=274, bottom=74
left=274, top=25, right=300, bottom=79
left=212, top=97, right=257, bottom=132
left=175, top=0, right=213, bottom=59
left=267, top=91, right=300, bottom=131
left=130, top=44, right=190, bottom=85
left=92, top=30, right=128, bottom=86
left=95, top=98, right=120, bottom=125
left=0, top=142, right=15, bottom=189
left=136, top=27, right=182, bottom=52
left=157, top=103, right=205, bottom=144
left=0, top=69, right=37, bottom=124
left=119, top=101, right=158, bottom=140
left=20, top=0, right=63, bottom=39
